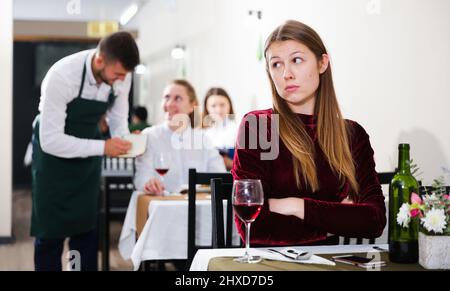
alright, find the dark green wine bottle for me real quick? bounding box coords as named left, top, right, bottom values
left=388, top=144, right=419, bottom=263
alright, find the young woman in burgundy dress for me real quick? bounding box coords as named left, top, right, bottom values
left=232, top=20, right=386, bottom=246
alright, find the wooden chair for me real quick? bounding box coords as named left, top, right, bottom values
left=211, top=178, right=235, bottom=249
left=100, top=157, right=135, bottom=271
left=209, top=172, right=396, bottom=250
left=377, top=172, right=396, bottom=185
left=187, top=169, right=233, bottom=265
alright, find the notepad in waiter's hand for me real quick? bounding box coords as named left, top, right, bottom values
left=119, top=134, right=147, bottom=158
left=331, top=254, right=386, bottom=269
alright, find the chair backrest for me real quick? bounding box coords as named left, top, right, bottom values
left=209, top=172, right=397, bottom=248
left=103, top=157, right=136, bottom=174
left=419, top=186, right=450, bottom=196
left=101, top=157, right=136, bottom=220
left=377, top=172, right=395, bottom=185
left=211, top=178, right=234, bottom=249
left=342, top=171, right=395, bottom=245
left=187, top=169, right=233, bottom=263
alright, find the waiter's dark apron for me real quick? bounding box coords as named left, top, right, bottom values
left=31, top=60, right=115, bottom=239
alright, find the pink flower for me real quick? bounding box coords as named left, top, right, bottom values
left=444, top=195, right=449, bottom=200
left=410, top=208, right=421, bottom=218
left=411, top=193, right=423, bottom=205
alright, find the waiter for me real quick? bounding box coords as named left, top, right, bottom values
left=31, top=31, right=140, bottom=271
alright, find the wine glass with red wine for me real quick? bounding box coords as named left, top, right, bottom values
left=232, top=179, right=264, bottom=263
left=153, top=152, right=171, bottom=196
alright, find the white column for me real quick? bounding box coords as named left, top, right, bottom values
left=0, top=0, right=13, bottom=238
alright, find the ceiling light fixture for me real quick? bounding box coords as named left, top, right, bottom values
left=135, top=64, right=147, bottom=75
left=120, top=3, right=139, bottom=26
left=171, top=45, right=185, bottom=60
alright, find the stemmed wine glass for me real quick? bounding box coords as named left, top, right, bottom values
left=232, top=179, right=264, bottom=263
left=153, top=152, right=171, bottom=196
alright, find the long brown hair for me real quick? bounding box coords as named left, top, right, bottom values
left=264, top=20, right=358, bottom=194
left=170, top=79, right=200, bottom=128
left=201, top=87, right=235, bottom=128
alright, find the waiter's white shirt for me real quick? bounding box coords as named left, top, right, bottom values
left=134, top=122, right=227, bottom=193
left=38, top=49, right=131, bottom=159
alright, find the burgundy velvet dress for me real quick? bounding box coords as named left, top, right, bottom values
left=231, top=109, right=386, bottom=246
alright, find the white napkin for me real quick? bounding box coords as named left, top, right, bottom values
left=255, top=248, right=336, bottom=266
left=119, top=134, right=147, bottom=158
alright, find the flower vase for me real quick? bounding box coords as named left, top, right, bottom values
left=418, top=232, right=450, bottom=269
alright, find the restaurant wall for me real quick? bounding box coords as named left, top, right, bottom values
left=0, top=0, right=13, bottom=239
left=136, top=0, right=450, bottom=185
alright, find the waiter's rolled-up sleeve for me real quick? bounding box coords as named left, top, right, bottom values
left=39, top=71, right=105, bottom=158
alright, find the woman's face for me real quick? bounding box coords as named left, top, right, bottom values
left=162, top=83, right=195, bottom=120
left=206, top=95, right=231, bottom=122
left=267, top=40, right=328, bottom=114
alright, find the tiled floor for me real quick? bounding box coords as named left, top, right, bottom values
left=0, top=189, right=133, bottom=271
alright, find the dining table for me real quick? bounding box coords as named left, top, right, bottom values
left=189, top=244, right=426, bottom=271
left=118, top=191, right=240, bottom=270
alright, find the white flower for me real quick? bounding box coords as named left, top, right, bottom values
left=421, top=208, right=447, bottom=234
left=397, top=203, right=411, bottom=228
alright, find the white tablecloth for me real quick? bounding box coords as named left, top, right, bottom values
left=118, top=191, right=240, bottom=270
left=189, top=244, right=389, bottom=271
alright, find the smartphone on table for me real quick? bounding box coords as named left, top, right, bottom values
left=332, top=255, right=386, bottom=269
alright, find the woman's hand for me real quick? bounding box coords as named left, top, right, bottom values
left=143, top=178, right=165, bottom=196
left=222, top=156, right=233, bottom=171
left=269, top=198, right=305, bottom=220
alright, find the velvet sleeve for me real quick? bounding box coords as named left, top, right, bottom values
left=303, top=121, right=387, bottom=238
left=231, top=112, right=317, bottom=244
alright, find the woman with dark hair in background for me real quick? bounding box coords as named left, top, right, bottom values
left=202, top=87, right=238, bottom=170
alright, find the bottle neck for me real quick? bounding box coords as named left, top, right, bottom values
left=398, top=149, right=411, bottom=174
